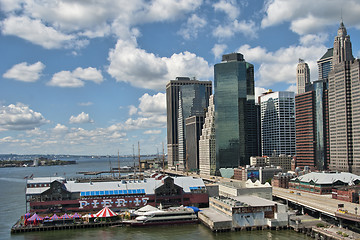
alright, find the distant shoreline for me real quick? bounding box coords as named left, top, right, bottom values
left=0, top=159, right=76, bottom=168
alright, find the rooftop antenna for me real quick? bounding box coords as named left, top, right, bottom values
left=341, top=8, right=343, bottom=23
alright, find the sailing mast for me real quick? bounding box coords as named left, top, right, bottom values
left=133, top=144, right=136, bottom=180
left=118, top=150, right=121, bottom=179
left=138, top=141, right=141, bottom=178
left=162, top=142, right=165, bottom=174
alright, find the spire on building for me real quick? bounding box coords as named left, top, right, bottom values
left=333, top=21, right=354, bottom=64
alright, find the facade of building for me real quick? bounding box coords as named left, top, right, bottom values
left=332, top=186, right=360, bottom=203
left=200, top=195, right=288, bottom=230
left=199, top=95, right=216, bottom=176
left=185, top=115, right=204, bottom=171
left=26, top=175, right=209, bottom=213
left=219, top=179, right=272, bottom=200
left=271, top=173, right=296, bottom=189
left=327, top=22, right=360, bottom=174
left=214, top=53, right=258, bottom=169
left=250, top=155, right=292, bottom=172
left=166, top=77, right=212, bottom=169
left=296, top=59, right=310, bottom=95
left=260, top=91, right=296, bottom=157
left=289, top=172, right=360, bottom=194
left=233, top=166, right=283, bottom=184
left=295, top=80, right=329, bottom=171
left=317, top=48, right=333, bottom=80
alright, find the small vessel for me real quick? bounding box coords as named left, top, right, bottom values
left=126, top=205, right=198, bottom=226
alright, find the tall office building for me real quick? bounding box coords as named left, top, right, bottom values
left=166, top=77, right=212, bottom=169
left=295, top=80, right=329, bottom=171
left=260, top=91, right=296, bottom=157
left=296, top=59, right=310, bottom=95
left=199, top=95, right=216, bottom=175
left=328, top=21, right=360, bottom=174
left=214, top=53, right=258, bottom=170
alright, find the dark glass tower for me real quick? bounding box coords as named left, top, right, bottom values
left=214, top=53, right=258, bottom=170
left=166, top=77, right=212, bottom=169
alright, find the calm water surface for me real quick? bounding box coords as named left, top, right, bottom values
left=0, top=156, right=311, bottom=240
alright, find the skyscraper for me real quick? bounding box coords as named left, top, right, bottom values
left=199, top=95, right=216, bottom=175
left=296, top=59, right=310, bottom=95
left=166, top=77, right=212, bottom=169
left=214, top=53, right=258, bottom=170
left=260, top=91, right=296, bottom=157
left=328, top=21, right=360, bottom=174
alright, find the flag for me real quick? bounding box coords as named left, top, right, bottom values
left=29, top=174, right=34, bottom=178
left=24, top=176, right=28, bottom=179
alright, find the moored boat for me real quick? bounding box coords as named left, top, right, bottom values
left=125, top=206, right=198, bottom=226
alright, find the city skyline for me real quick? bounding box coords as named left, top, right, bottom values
left=1, top=1, right=360, bottom=155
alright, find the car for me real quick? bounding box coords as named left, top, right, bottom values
left=290, top=191, right=294, bottom=193
left=296, top=192, right=301, bottom=195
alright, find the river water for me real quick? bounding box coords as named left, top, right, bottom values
left=0, top=156, right=311, bottom=240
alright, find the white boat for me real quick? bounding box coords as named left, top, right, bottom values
left=127, top=206, right=198, bottom=226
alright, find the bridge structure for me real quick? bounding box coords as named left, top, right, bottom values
left=273, top=186, right=360, bottom=227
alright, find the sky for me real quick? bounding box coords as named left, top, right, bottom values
left=1, top=0, right=360, bottom=156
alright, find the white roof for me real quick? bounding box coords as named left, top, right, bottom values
left=26, top=176, right=206, bottom=196
left=27, top=177, right=65, bottom=184
left=231, top=195, right=277, bottom=207
left=26, top=187, right=50, bottom=195
left=293, top=172, right=360, bottom=185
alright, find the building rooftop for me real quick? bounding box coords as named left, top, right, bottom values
left=319, top=48, right=333, bottom=60
left=292, top=172, right=360, bottom=185
left=26, top=176, right=206, bottom=196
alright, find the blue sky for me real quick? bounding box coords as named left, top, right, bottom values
left=1, top=0, right=360, bottom=155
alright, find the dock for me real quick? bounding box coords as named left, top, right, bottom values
left=11, top=221, right=124, bottom=234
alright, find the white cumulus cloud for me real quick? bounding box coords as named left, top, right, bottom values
left=138, top=93, right=166, bottom=117
left=69, top=112, right=94, bottom=124
left=237, top=43, right=327, bottom=87
left=0, top=0, right=204, bottom=50
left=178, top=14, right=207, bottom=40
left=213, top=0, right=240, bottom=20
left=48, top=67, right=103, bottom=88
left=0, top=103, right=49, bottom=130
left=0, top=16, right=86, bottom=49
left=107, top=39, right=212, bottom=90
left=261, top=0, right=360, bottom=35
left=213, top=19, right=258, bottom=39
left=212, top=44, right=227, bottom=59
left=3, top=61, right=45, bottom=82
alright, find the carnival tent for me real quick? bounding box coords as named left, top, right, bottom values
left=61, top=213, right=71, bottom=219
left=50, top=214, right=59, bottom=220
left=95, top=207, right=117, bottom=218
left=27, top=213, right=43, bottom=222
left=72, top=213, right=81, bottom=218
left=24, top=213, right=31, bottom=219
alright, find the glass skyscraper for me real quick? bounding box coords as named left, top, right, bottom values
left=260, top=91, right=296, bottom=157
left=214, top=53, right=258, bottom=170
left=166, top=77, right=212, bottom=169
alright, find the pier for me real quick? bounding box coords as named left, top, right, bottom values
left=11, top=221, right=124, bottom=234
